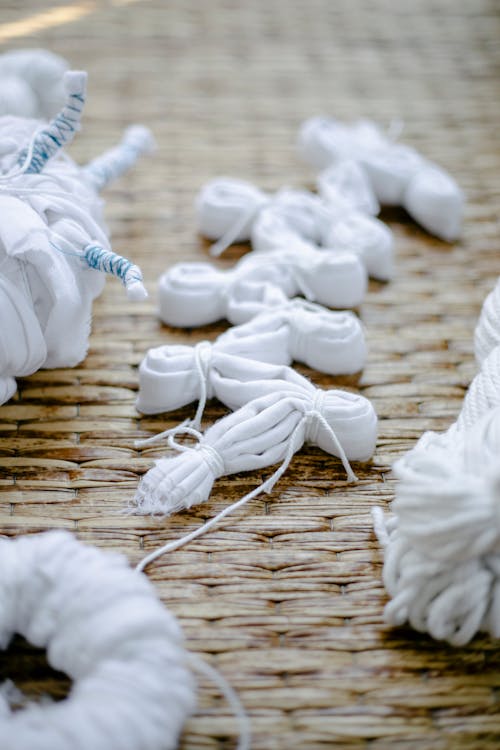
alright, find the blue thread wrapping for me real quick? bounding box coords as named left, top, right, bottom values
left=17, top=92, right=85, bottom=175
left=83, top=244, right=142, bottom=286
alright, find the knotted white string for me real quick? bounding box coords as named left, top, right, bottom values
left=298, top=115, right=464, bottom=241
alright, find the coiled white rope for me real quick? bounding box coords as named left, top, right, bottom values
left=374, top=277, right=500, bottom=645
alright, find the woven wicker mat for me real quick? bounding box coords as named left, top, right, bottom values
left=1, top=0, right=500, bottom=747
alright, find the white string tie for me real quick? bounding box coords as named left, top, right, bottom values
left=191, top=340, right=214, bottom=428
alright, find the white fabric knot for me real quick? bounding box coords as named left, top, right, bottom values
left=134, top=386, right=377, bottom=517
left=158, top=247, right=367, bottom=328
left=298, top=115, right=464, bottom=241
left=136, top=302, right=367, bottom=418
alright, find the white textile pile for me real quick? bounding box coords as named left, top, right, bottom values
left=159, top=246, right=366, bottom=327
left=298, top=116, right=464, bottom=242
left=0, top=70, right=153, bottom=404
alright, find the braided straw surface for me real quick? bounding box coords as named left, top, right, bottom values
left=1, top=1, right=499, bottom=747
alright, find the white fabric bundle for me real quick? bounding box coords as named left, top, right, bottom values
left=0, top=71, right=153, bottom=404
left=137, top=300, right=366, bottom=415
left=316, top=159, right=380, bottom=216
left=195, top=177, right=394, bottom=280
left=0, top=530, right=195, bottom=750
left=298, top=116, right=464, bottom=242
left=251, top=206, right=393, bottom=281
left=375, top=280, right=500, bottom=645
left=0, top=49, right=68, bottom=119
left=159, top=246, right=366, bottom=328
left=135, top=382, right=377, bottom=516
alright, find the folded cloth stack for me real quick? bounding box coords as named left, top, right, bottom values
left=0, top=70, right=154, bottom=404
left=135, top=382, right=377, bottom=516
left=298, top=116, right=465, bottom=242
left=196, top=177, right=394, bottom=280
left=136, top=303, right=366, bottom=426
left=137, top=300, right=366, bottom=415
left=159, top=245, right=366, bottom=327
left=0, top=49, right=68, bottom=118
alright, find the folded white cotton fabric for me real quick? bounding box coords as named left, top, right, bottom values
left=375, top=283, right=500, bottom=645
left=158, top=246, right=367, bottom=328
left=298, top=116, right=464, bottom=242
left=316, top=159, right=380, bottom=216
left=251, top=206, right=394, bottom=282
left=135, top=387, right=377, bottom=516
left=138, top=299, right=366, bottom=414
left=0, top=71, right=153, bottom=404
left=0, top=49, right=68, bottom=119
left=196, top=176, right=394, bottom=280
left=137, top=315, right=367, bottom=419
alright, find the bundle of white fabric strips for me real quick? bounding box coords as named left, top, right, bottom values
left=137, top=111, right=467, bottom=561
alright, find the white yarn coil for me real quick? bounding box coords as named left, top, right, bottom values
left=0, top=530, right=196, bottom=750
left=0, top=71, right=153, bottom=404
left=196, top=177, right=394, bottom=280
left=375, top=279, right=500, bottom=645
left=0, top=49, right=68, bottom=119
left=137, top=300, right=366, bottom=417
left=134, top=385, right=377, bottom=517
left=158, top=246, right=367, bottom=328
left=298, top=116, right=464, bottom=242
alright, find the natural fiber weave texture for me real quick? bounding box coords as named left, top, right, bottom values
left=1, top=0, right=500, bottom=748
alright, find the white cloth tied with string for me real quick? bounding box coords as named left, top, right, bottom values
left=137, top=300, right=366, bottom=416
left=251, top=204, right=394, bottom=282
left=159, top=246, right=366, bottom=328
left=196, top=177, right=394, bottom=281
left=316, top=159, right=380, bottom=216
left=298, top=116, right=464, bottom=242
left=136, top=313, right=364, bottom=428
left=0, top=530, right=195, bottom=750
left=374, top=280, right=500, bottom=645
left=0, top=49, right=68, bottom=119
left=134, top=384, right=377, bottom=516
left=0, top=70, right=154, bottom=404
